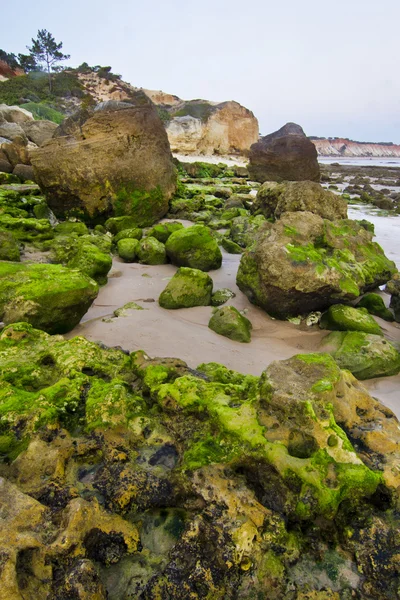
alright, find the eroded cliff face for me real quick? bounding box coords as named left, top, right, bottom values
left=312, top=137, right=400, bottom=157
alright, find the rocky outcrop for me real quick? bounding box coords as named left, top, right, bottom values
left=30, top=95, right=177, bottom=225
left=252, top=180, right=347, bottom=221
left=236, top=211, right=396, bottom=319
left=0, top=323, right=399, bottom=599
left=312, top=137, right=400, bottom=157
left=248, top=122, right=320, bottom=183
left=164, top=100, right=259, bottom=155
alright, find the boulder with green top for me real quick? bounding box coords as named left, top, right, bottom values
left=0, top=262, right=98, bottom=333
left=229, top=214, right=266, bottom=248
left=113, top=227, right=143, bottom=243
left=357, top=293, right=394, bottom=321
left=320, top=304, right=383, bottom=335
left=117, top=238, right=140, bottom=262
left=237, top=211, right=396, bottom=319
left=320, top=330, right=400, bottom=379
left=208, top=306, right=252, bottom=342
left=0, top=230, right=20, bottom=261
left=252, top=180, right=347, bottom=221
left=0, top=215, right=53, bottom=244
left=211, top=288, right=236, bottom=306
left=105, top=215, right=143, bottom=235
left=147, top=221, right=184, bottom=243
left=159, top=267, right=213, bottom=309
left=221, top=237, right=243, bottom=254
left=30, top=96, right=177, bottom=225
left=137, top=236, right=167, bottom=265
left=165, top=224, right=222, bottom=271
left=53, top=221, right=88, bottom=236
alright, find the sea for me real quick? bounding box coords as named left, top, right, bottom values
left=318, top=157, right=400, bottom=167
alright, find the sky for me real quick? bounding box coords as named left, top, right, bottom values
left=2, top=0, right=400, bottom=143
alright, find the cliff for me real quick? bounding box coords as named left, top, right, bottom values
left=312, top=137, right=400, bottom=158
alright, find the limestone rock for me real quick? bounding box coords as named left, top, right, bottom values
left=209, top=305, right=252, bottom=342
left=236, top=211, right=396, bottom=318
left=21, top=119, right=58, bottom=146
left=0, top=104, right=34, bottom=125
left=0, top=262, right=98, bottom=333
left=165, top=224, right=222, bottom=271
left=320, top=304, right=383, bottom=335
left=159, top=267, right=213, bottom=309
left=248, top=122, right=320, bottom=183
left=30, top=95, right=177, bottom=225
left=12, top=164, right=35, bottom=182
left=320, top=330, right=400, bottom=379
left=252, top=180, right=347, bottom=221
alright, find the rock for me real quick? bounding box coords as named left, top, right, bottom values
left=147, top=221, right=184, bottom=243
left=1, top=136, right=31, bottom=167
left=0, top=121, right=27, bottom=143
left=165, top=100, right=259, bottom=155
left=320, top=304, right=383, bottom=335
left=0, top=158, right=12, bottom=173
left=165, top=224, right=222, bottom=271
left=208, top=305, right=252, bottom=342
left=0, top=262, right=98, bottom=333
left=386, top=275, right=400, bottom=322
left=12, top=164, right=35, bottom=182
left=229, top=215, right=266, bottom=248
left=221, top=237, right=243, bottom=254
left=0, top=230, right=20, bottom=261
left=137, top=236, right=167, bottom=265
left=113, top=227, right=143, bottom=243
left=248, top=122, right=320, bottom=183
left=117, top=238, right=140, bottom=262
left=30, top=96, right=177, bottom=225
left=0, top=172, right=20, bottom=184
left=252, top=180, right=347, bottom=221
left=0, top=104, right=34, bottom=124
left=320, top=331, right=400, bottom=379
left=54, top=220, right=88, bottom=236
left=356, top=293, right=394, bottom=322
left=159, top=267, right=213, bottom=309
left=211, top=288, right=236, bottom=306
left=237, top=211, right=396, bottom=319
left=0, top=215, right=53, bottom=243
left=105, top=216, right=142, bottom=234
left=21, top=119, right=58, bottom=146
left=67, top=243, right=112, bottom=285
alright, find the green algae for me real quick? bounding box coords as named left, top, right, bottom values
left=159, top=267, right=213, bottom=309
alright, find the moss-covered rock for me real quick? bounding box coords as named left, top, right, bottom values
left=357, top=292, right=394, bottom=322
left=0, top=215, right=53, bottom=244
left=237, top=212, right=397, bottom=319
left=229, top=214, right=266, bottom=248
left=117, top=238, right=140, bottom=262
left=113, top=227, right=143, bottom=244
left=165, top=224, right=222, bottom=271
left=208, top=306, right=252, bottom=342
left=221, top=237, right=243, bottom=254
left=137, top=236, right=167, bottom=265
left=0, top=230, right=20, bottom=261
left=105, top=216, right=144, bottom=235
left=320, top=330, right=400, bottom=379
left=211, top=288, right=236, bottom=306
left=159, top=267, right=213, bottom=309
left=67, top=242, right=112, bottom=285
left=53, top=221, right=88, bottom=236
left=147, top=221, right=184, bottom=243
left=320, top=304, right=383, bottom=335
left=0, top=263, right=98, bottom=333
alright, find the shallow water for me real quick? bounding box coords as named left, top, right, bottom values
left=319, top=157, right=400, bottom=167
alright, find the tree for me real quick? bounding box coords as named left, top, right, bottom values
left=27, top=29, right=70, bottom=92
left=17, top=53, right=38, bottom=73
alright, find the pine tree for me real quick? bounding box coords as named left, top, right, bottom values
left=27, top=29, right=70, bottom=92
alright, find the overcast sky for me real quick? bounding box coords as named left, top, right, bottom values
left=3, top=0, right=400, bottom=143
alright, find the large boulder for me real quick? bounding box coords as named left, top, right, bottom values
left=0, top=262, right=98, bottom=333
left=236, top=211, right=396, bottom=318
left=21, top=119, right=58, bottom=146
left=252, top=180, right=347, bottom=221
left=248, top=122, right=320, bottom=183
left=0, top=104, right=34, bottom=125
left=30, top=95, right=177, bottom=225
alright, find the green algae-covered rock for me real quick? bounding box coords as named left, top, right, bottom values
left=357, top=292, right=394, bottom=322
left=113, top=227, right=143, bottom=244
left=165, top=224, right=222, bottom=271
left=147, top=221, right=184, bottom=243
left=117, top=238, right=140, bottom=262
left=320, top=304, right=383, bottom=335
left=211, top=288, right=236, bottom=306
left=237, top=211, right=397, bottom=319
left=209, top=306, right=252, bottom=342
left=137, top=236, right=167, bottom=265
left=105, top=215, right=143, bottom=235
left=0, top=262, right=98, bottom=334
left=229, top=214, right=266, bottom=248
left=221, top=237, right=243, bottom=254
left=53, top=221, right=88, bottom=236
left=320, top=330, right=400, bottom=379
left=159, top=267, right=213, bottom=309
left=67, top=242, right=112, bottom=285
left=0, top=215, right=53, bottom=244
left=0, top=230, right=20, bottom=261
